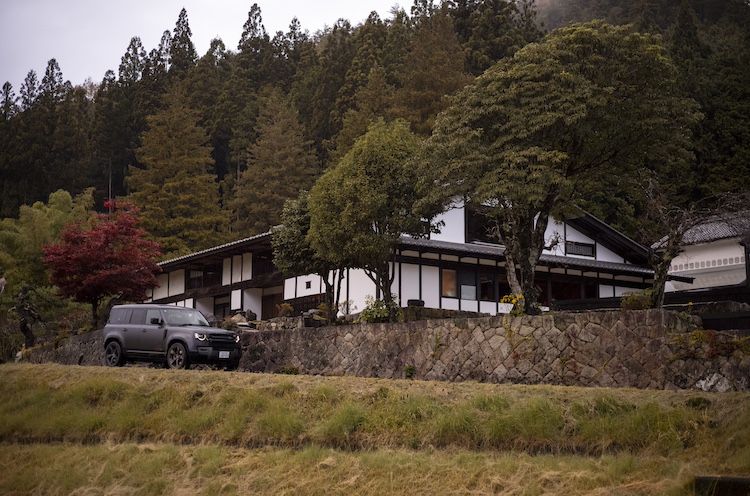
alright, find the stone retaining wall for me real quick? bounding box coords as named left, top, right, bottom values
left=21, top=310, right=750, bottom=391
left=240, top=309, right=750, bottom=391
left=24, top=330, right=104, bottom=366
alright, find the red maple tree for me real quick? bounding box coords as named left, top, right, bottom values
left=43, top=200, right=162, bottom=325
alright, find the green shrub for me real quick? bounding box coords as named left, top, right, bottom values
left=620, top=290, right=653, bottom=310
left=356, top=296, right=404, bottom=323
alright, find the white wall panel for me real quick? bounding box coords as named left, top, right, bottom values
left=168, top=270, right=185, bottom=297
left=242, top=253, right=253, bottom=281
left=153, top=274, right=169, bottom=300
left=422, top=266, right=440, bottom=309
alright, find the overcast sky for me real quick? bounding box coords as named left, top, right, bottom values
left=0, top=0, right=401, bottom=91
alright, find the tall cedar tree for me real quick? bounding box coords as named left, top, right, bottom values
left=392, top=7, right=472, bottom=136
left=423, top=21, right=699, bottom=313
left=169, top=8, right=198, bottom=79
left=43, top=200, right=161, bottom=325
left=308, top=119, right=427, bottom=318
left=128, top=84, right=228, bottom=257
left=231, top=90, right=319, bottom=236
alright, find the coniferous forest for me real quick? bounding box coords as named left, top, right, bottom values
left=1, top=0, right=749, bottom=261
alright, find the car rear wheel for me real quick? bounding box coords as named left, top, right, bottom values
left=166, top=342, right=189, bottom=369
left=104, top=341, right=124, bottom=367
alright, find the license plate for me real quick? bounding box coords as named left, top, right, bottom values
left=219, top=351, right=230, bottom=359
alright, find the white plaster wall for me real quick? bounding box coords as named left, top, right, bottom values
left=168, top=270, right=185, bottom=297
left=153, top=274, right=169, bottom=300
left=442, top=297, right=460, bottom=310
left=461, top=299, right=480, bottom=312
left=231, top=289, right=242, bottom=310
left=421, top=266, right=440, bottom=309
left=397, top=263, right=421, bottom=303
left=242, top=253, right=253, bottom=281
left=431, top=203, right=465, bottom=243
left=479, top=301, right=499, bottom=314
left=543, top=219, right=566, bottom=256
left=284, top=278, right=297, bottom=299
left=298, top=274, right=325, bottom=298
left=595, top=245, right=623, bottom=263
left=342, top=269, right=377, bottom=314
left=669, top=238, right=746, bottom=290
left=243, top=288, right=263, bottom=319
left=232, top=255, right=243, bottom=284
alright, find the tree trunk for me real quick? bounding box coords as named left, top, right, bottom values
left=19, top=318, right=35, bottom=349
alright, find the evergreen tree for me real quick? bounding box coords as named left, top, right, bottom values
left=464, top=0, right=533, bottom=75
left=392, top=7, right=472, bottom=135
left=118, top=37, right=147, bottom=85
left=186, top=38, right=233, bottom=181
left=128, top=84, right=228, bottom=257
left=39, top=58, right=67, bottom=106
left=330, top=64, right=395, bottom=160
left=330, top=12, right=388, bottom=133
left=230, top=90, right=319, bottom=236
left=169, top=8, right=198, bottom=78
left=19, top=70, right=39, bottom=111
left=290, top=20, right=356, bottom=162
left=1, top=82, right=18, bottom=120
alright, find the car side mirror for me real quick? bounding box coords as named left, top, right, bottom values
left=150, top=317, right=163, bottom=325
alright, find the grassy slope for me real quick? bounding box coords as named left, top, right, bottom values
left=0, top=363, right=749, bottom=495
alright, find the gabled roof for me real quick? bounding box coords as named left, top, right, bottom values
left=158, top=231, right=273, bottom=270
left=564, top=211, right=649, bottom=264
left=681, top=211, right=750, bottom=245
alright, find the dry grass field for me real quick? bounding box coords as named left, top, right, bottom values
left=0, top=363, right=748, bottom=495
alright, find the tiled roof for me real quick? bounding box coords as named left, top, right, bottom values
left=682, top=212, right=750, bottom=245
left=158, top=231, right=273, bottom=268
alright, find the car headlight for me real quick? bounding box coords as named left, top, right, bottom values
left=194, top=332, right=208, bottom=341
left=235, top=334, right=240, bottom=343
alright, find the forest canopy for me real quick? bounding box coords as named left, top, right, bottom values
left=1, top=0, right=749, bottom=266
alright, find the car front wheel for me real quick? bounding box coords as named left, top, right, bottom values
left=104, top=341, right=124, bottom=367
left=166, top=342, right=189, bottom=369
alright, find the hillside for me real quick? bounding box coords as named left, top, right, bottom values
left=1, top=363, right=749, bottom=495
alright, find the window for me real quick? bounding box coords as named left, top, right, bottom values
left=130, top=308, right=146, bottom=325
left=305, top=281, right=312, bottom=290
left=442, top=269, right=457, bottom=297
left=565, top=241, right=596, bottom=257
left=459, top=271, right=477, bottom=300
left=479, top=272, right=495, bottom=301
left=109, top=308, right=129, bottom=324
left=187, top=263, right=222, bottom=290
left=146, top=309, right=162, bottom=325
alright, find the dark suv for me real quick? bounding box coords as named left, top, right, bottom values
left=102, top=304, right=241, bottom=369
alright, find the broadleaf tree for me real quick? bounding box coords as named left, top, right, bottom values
left=43, top=200, right=162, bottom=325
left=272, top=191, right=344, bottom=322
left=422, top=21, right=700, bottom=313
left=308, top=119, right=428, bottom=319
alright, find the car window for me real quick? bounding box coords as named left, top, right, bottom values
left=146, top=309, right=162, bottom=325
left=164, top=309, right=209, bottom=327
left=130, top=309, right=146, bottom=325
left=109, top=308, right=127, bottom=324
